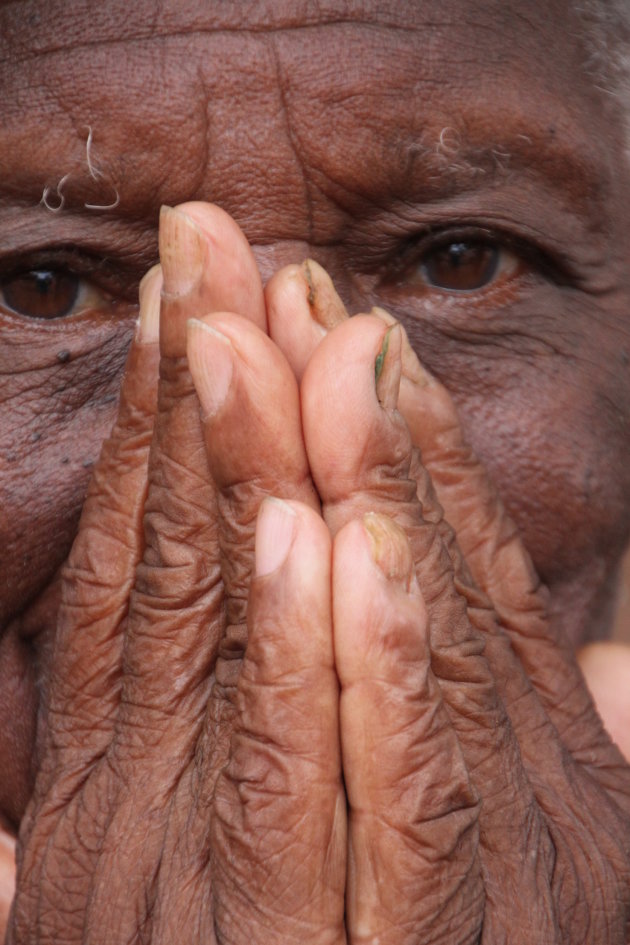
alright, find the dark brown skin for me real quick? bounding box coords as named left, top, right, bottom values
left=0, top=0, right=629, bottom=941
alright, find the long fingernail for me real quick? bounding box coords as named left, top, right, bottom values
left=136, top=264, right=162, bottom=344
left=186, top=318, right=234, bottom=416
left=256, top=498, right=297, bottom=577
left=159, top=205, right=205, bottom=299
left=372, top=307, right=431, bottom=389
left=301, top=259, right=348, bottom=330
left=375, top=324, right=402, bottom=408
left=363, top=512, right=414, bottom=589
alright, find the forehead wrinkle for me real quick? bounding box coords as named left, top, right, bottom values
left=0, top=0, right=573, bottom=66
left=0, top=4, right=428, bottom=67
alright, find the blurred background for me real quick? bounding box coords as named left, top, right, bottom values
left=613, top=544, right=630, bottom=643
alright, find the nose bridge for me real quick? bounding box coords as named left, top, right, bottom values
left=250, top=240, right=313, bottom=286
left=250, top=239, right=362, bottom=316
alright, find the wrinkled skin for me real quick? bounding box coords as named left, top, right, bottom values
left=0, top=0, right=630, bottom=942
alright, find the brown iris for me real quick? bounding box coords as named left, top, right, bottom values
left=422, top=241, right=499, bottom=291
left=2, top=269, right=80, bottom=319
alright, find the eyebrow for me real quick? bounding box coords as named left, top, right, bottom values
left=397, top=115, right=609, bottom=218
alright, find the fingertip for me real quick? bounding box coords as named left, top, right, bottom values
left=302, top=315, right=413, bottom=505
left=363, top=512, right=416, bottom=590
left=371, top=306, right=434, bottom=391
left=159, top=204, right=205, bottom=300
left=265, top=264, right=327, bottom=382
left=334, top=514, right=418, bottom=597
left=374, top=323, right=402, bottom=410
left=170, top=201, right=267, bottom=331
left=255, top=497, right=298, bottom=577
left=136, top=264, right=162, bottom=345
left=301, top=259, right=348, bottom=330
left=186, top=317, right=234, bottom=418
left=302, top=314, right=390, bottom=403
left=256, top=498, right=329, bottom=579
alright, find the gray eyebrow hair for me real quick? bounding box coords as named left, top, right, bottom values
left=431, top=127, right=514, bottom=179
left=39, top=126, right=120, bottom=215
left=395, top=117, right=606, bottom=217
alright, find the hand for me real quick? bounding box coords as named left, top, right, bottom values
left=9, top=204, right=630, bottom=945
left=8, top=205, right=346, bottom=944
left=265, top=259, right=630, bottom=942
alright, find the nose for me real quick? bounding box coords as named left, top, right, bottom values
left=250, top=239, right=361, bottom=318
left=250, top=240, right=312, bottom=285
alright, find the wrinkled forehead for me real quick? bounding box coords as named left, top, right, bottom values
left=0, top=0, right=617, bottom=237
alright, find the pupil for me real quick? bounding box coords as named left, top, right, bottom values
left=33, top=271, right=55, bottom=294
left=1, top=269, right=80, bottom=319
left=448, top=244, right=471, bottom=267
left=423, top=241, right=499, bottom=291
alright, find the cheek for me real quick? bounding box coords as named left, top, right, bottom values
left=383, top=280, right=630, bottom=602
left=0, top=315, right=134, bottom=823
left=0, top=629, right=37, bottom=828
left=456, top=363, right=630, bottom=587
left=0, top=316, right=134, bottom=629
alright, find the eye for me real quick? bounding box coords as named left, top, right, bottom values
left=397, top=237, right=521, bottom=294
left=422, top=241, right=499, bottom=291
left=0, top=267, right=108, bottom=320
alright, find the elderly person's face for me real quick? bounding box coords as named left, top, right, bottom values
left=0, top=0, right=629, bottom=825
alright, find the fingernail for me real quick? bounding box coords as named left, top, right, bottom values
left=363, top=512, right=414, bottom=589
left=159, top=205, right=205, bottom=299
left=375, top=324, right=402, bottom=408
left=371, top=307, right=431, bottom=388
left=186, top=318, right=234, bottom=416
left=135, top=264, right=162, bottom=344
left=256, top=498, right=297, bottom=577
left=301, top=259, right=348, bottom=330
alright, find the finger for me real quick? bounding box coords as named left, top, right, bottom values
left=113, top=203, right=266, bottom=746
left=377, top=314, right=629, bottom=780
left=187, top=313, right=319, bottom=706
left=265, top=259, right=348, bottom=381
left=111, top=205, right=237, bottom=757
left=160, top=201, right=266, bottom=357
left=94, top=209, right=312, bottom=939
left=114, top=318, right=323, bottom=942
left=334, top=513, right=482, bottom=945
left=367, top=320, right=630, bottom=940
left=44, top=265, right=160, bottom=770
left=10, top=270, right=161, bottom=945
left=86, top=205, right=270, bottom=939
left=303, top=315, right=558, bottom=938
left=211, top=499, right=346, bottom=945
left=0, top=830, right=15, bottom=944
left=302, top=315, right=417, bottom=528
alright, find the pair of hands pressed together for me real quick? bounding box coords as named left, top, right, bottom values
left=8, top=202, right=630, bottom=944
